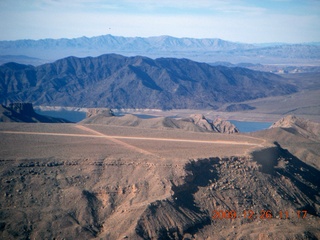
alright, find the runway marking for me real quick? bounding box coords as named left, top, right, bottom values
left=0, top=130, right=263, bottom=146
left=75, top=125, right=156, bottom=156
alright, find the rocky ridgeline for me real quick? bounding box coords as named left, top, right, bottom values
left=270, top=115, right=320, bottom=140
left=8, top=103, right=35, bottom=115
left=0, top=103, right=70, bottom=123
left=18, top=161, right=64, bottom=168
left=81, top=111, right=239, bottom=134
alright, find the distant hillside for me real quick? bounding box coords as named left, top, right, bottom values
left=0, top=103, right=70, bottom=123
left=0, top=54, right=297, bottom=109
left=0, top=34, right=319, bottom=65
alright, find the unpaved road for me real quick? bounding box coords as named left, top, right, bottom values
left=0, top=125, right=262, bottom=157
left=0, top=129, right=263, bottom=145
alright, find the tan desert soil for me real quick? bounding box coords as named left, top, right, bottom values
left=0, top=123, right=319, bottom=239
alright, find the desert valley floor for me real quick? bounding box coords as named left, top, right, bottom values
left=0, top=122, right=319, bottom=239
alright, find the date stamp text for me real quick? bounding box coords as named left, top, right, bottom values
left=212, top=210, right=307, bottom=220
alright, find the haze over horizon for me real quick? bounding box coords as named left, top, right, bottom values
left=1, top=0, right=320, bottom=44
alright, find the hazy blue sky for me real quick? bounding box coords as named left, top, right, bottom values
left=1, top=0, right=319, bottom=43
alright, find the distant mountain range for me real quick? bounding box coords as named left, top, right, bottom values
left=0, top=34, right=319, bottom=65
left=0, top=54, right=297, bottom=109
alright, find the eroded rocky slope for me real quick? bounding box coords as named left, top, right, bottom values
left=0, top=144, right=319, bottom=239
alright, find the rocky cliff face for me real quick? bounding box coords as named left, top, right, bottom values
left=9, top=103, right=35, bottom=115
left=0, top=103, right=70, bottom=123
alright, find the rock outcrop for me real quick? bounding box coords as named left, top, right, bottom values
left=86, top=108, right=114, bottom=118
left=186, top=114, right=239, bottom=133
left=186, top=114, right=219, bottom=132
left=81, top=112, right=239, bottom=134
left=213, top=117, right=239, bottom=133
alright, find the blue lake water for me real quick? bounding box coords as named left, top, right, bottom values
left=35, top=110, right=86, bottom=123
left=35, top=110, right=272, bottom=132
left=230, top=120, right=273, bottom=133
left=132, top=114, right=158, bottom=119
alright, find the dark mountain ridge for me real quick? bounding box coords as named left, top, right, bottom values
left=0, top=54, right=297, bottom=109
